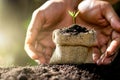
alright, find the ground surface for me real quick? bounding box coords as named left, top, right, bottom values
left=0, top=64, right=103, bottom=80
left=0, top=63, right=120, bottom=80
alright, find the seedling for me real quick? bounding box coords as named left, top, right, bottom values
left=68, top=10, right=80, bottom=24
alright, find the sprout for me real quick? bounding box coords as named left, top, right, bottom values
left=68, top=10, right=80, bottom=24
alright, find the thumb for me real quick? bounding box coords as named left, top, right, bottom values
left=102, top=2, right=120, bottom=32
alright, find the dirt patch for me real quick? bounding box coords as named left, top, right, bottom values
left=0, top=64, right=103, bottom=80
left=1, top=63, right=120, bottom=80
left=60, top=24, right=88, bottom=35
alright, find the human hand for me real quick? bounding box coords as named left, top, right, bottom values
left=24, top=0, right=64, bottom=64
left=78, top=0, right=120, bottom=65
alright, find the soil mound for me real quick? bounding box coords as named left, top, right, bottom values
left=1, top=64, right=120, bottom=80
left=60, top=24, right=88, bottom=35
left=0, top=64, right=102, bottom=80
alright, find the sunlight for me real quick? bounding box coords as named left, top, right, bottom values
left=0, top=33, right=8, bottom=47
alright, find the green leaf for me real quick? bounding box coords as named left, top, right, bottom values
left=74, top=11, right=80, bottom=17
left=68, top=10, right=74, bottom=17
left=68, top=10, right=80, bottom=24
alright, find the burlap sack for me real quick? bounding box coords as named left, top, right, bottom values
left=50, top=45, right=93, bottom=64
left=52, top=29, right=96, bottom=47
left=50, top=25, right=96, bottom=64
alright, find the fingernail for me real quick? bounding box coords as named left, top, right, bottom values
left=97, top=60, right=101, bottom=65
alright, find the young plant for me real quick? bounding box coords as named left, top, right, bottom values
left=68, top=10, right=80, bottom=24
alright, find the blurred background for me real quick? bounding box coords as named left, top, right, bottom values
left=0, top=0, right=120, bottom=67
left=0, top=0, right=47, bottom=67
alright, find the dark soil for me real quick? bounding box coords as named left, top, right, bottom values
left=0, top=63, right=120, bottom=80
left=60, top=24, right=88, bottom=35
left=0, top=64, right=102, bottom=80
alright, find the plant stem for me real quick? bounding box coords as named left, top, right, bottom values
left=73, top=17, right=76, bottom=24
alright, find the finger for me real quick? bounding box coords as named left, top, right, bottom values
left=26, top=47, right=47, bottom=64
left=101, top=45, right=107, bottom=54
left=102, top=2, right=120, bottom=32
left=106, top=31, right=120, bottom=56
left=97, top=31, right=120, bottom=65
left=106, top=39, right=120, bottom=57
left=96, top=40, right=110, bottom=65
left=31, top=53, right=47, bottom=64
left=97, top=45, right=107, bottom=64
left=92, top=47, right=101, bottom=63
left=97, top=53, right=112, bottom=65
left=35, top=58, right=47, bottom=64
left=101, top=39, right=120, bottom=65
left=43, top=46, right=55, bottom=63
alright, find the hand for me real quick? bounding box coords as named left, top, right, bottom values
left=24, top=0, right=64, bottom=64
left=78, top=0, right=120, bottom=65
